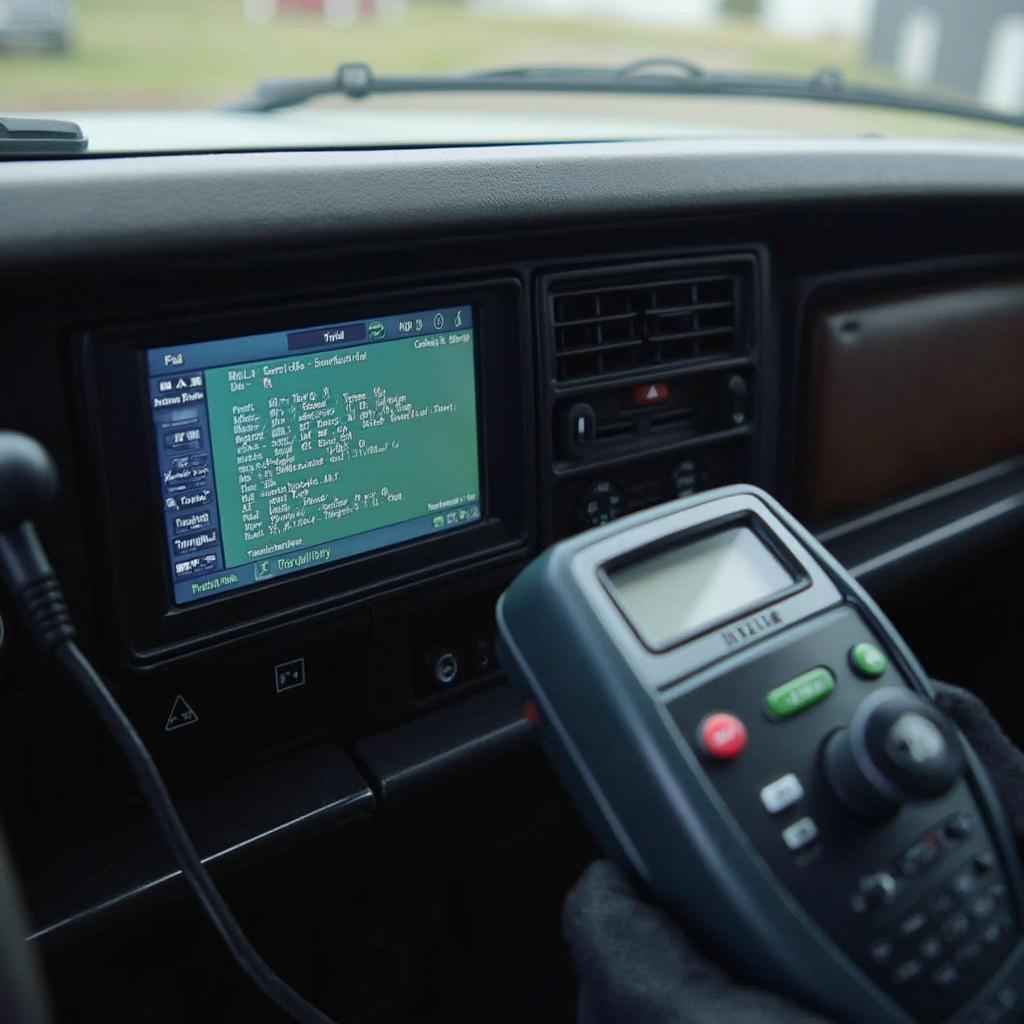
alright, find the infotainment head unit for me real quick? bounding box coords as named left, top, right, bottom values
left=146, top=305, right=481, bottom=605
left=82, top=281, right=529, bottom=664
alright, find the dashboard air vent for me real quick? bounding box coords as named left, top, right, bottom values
left=549, top=266, right=747, bottom=382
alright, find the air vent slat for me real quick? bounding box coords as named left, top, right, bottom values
left=552, top=338, right=644, bottom=359
left=555, top=312, right=638, bottom=329
left=649, top=326, right=733, bottom=345
left=647, top=301, right=733, bottom=316
left=550, top=265, right=746, bottom=382
left=595, top=419, right=638, bottom=440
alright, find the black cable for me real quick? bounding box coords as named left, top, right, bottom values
left=0, top=435, right=339, bottom=1022
left=54, top=642, right=338, bottom=1024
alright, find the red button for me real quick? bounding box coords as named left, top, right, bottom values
left=632, top=382, right=669, bottom=407
left=699, top=713, right=748, bottom=760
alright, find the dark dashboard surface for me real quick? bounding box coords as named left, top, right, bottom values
left=2, top=138, right=1024, bottom=1019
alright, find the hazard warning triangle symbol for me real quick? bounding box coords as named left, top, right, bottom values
left=165, top=694, right=199, bottom=732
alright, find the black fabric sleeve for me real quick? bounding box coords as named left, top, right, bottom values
left=563, top=860, right=831, bottom=1024
left=932, top=681, right=1024, bottom=841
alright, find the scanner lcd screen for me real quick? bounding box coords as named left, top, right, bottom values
left=607, top=525, right=795, bottom=650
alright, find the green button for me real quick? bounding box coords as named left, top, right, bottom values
left=850, top=642, right=887, bottom=679
left=764, top=667, right=835, bottom=719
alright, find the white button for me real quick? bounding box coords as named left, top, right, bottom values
left=760, top=773, right=804, bottom=815
left=782, top=817, right=819, bottom=851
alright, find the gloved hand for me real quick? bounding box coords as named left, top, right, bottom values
left=562, top=682, right=1024, bottom=1024
left=563, top=859, right=832, bottom=1024
left=931, top=681, right=1024, bottom=842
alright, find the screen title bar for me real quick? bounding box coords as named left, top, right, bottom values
left=147, top=305, right=473, bottom=377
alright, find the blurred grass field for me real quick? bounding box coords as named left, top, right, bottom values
left=1, top=0, right=869, bottom=110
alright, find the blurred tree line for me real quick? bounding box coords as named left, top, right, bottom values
left=721, top=0, right=762, bottom=16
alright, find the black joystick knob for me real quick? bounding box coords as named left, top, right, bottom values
left=0, top=431, right=72, bottom=650
left=0, top=432, right=58, bottom=530
left=823, top=687, right=962, bottom=819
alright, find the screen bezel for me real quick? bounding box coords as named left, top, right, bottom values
left=80, top=279, right=531, bottom=666
left=598, top=512, right=810, bottom=654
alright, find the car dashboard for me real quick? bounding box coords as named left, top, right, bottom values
left=3, top=136, right=1024, bottom=1022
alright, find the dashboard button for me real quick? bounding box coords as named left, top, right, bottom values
left=164, top=693, right=199, bottom=733
left=429, top=650, right=460, bottom=687
left=563, top=403, right=596, bottom=459
left=274, top=657, right=306, bottom=693
left=760, top=773, right=804, bottom=815
left=474, top=636, right=494, bottom=672
left=699, top=713, right=747, bottom=760
left=764, top=667, right=834, bottom=719
left=578, top=480, right=624, bottom=530
left=725, top=374, right=749, bottom=426
left=669, top=458, right=700, bottom=498
left=849, top=642, right=887, bottom=679
left=632, top=381, right=669, bottom=407
left=782, top=817, right=819, bottom=852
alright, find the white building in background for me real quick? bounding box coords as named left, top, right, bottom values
left=606, top=0, right=720, bottom=28
left=467, top=0, right=718, bottom=28
left=470, top=0, right=875, bottom=37
left=868, top=0, right=1024, bottom=115
left=760, top=0, right=876, bottom=38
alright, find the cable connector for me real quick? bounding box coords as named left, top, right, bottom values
left=20, top=575, right=75, bottom=652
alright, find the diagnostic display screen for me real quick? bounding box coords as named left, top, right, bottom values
left=146, top=304, right=481, bottom=605
left=607, top=526, right=795, bottom=650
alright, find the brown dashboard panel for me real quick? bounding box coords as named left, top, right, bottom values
left=798, top=278, right=1024, bottom=523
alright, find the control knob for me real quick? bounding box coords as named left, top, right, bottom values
left=578, top=480, right=624, bottom=530
left=823, top=688, right=962, bottom=819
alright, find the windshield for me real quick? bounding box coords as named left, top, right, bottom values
left=3, top=0, right=1024, bottom=154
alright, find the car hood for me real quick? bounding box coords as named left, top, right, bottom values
left=36, top=100, right=1024, bottom=155
left=48, top=106, right=769, bottom=154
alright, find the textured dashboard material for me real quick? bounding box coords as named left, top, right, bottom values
left=4, top=138, right=1024, bottom=265
left=800, top=279, right=1024, bottom=521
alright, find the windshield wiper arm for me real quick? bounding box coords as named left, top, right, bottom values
left=221, top=59, right=1024, bottom=131
left=0, top=116, right=87, bottom=157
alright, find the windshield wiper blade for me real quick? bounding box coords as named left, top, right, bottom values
left=221, top=59, right=1024, bottom=131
